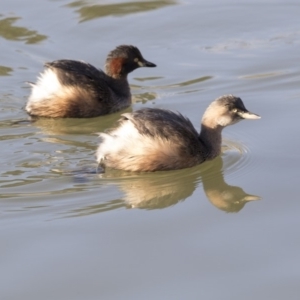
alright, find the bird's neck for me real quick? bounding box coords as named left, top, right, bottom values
left=199, top=122, right=223, bottom=160
left=105, top=58, right=128, bottom=80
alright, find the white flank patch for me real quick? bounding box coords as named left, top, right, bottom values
left=96, top=118, right=176, bottom=171
left=96, top=121, right=140, bottom=163
left=28, top=68, right=63, bottom=103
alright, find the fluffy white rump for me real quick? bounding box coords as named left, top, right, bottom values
left=28, top=69, right=63, bottom=103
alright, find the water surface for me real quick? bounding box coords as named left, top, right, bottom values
left=1, top=0, right=300, bottom=299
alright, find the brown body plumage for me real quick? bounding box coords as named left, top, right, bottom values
left=96, top=95, right=260, bottom=172
left=26, top=45, right=156, bottom=118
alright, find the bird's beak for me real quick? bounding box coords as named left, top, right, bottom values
left=244, top=194, right=261, bottom=201
left=238, top=111, right=261, bottom=120
left=138, top=59, right=156, bottom=68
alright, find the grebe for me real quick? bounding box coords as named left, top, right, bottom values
left=96, top=95, right=260, bottom=172
left=26, top=45, right=156, bottom=118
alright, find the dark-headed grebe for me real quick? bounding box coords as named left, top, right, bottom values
left=96, top=95, right=260, bottom=172
left=26, top=45, right=156, bottom=118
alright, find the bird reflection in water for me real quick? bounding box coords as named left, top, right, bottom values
left=70, top=156, right=260, bottom=217
left=114, top=156, right=260, bottom=212
left=199, top=157, right=260, bottom=212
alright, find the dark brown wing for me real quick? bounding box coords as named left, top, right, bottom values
left=45, top=60, right=111, bottom=102
left=122, top=108, right=203, bottom=157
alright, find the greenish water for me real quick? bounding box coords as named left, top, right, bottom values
left=1, top=1, right=300, bottom=299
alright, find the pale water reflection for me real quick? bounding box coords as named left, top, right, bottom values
left=0, top=65, right=13, bottom=76
left=0, top=16, right=47, bottom=44
left=67, top=0, right=177, bottom=22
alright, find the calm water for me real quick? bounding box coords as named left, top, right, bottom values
left=1, top=0, right=300, bottom=299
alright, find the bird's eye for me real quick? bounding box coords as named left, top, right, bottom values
left=134, top=58, right=139, bottom=63
left=232, top=108, right=237, bottom=113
